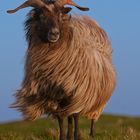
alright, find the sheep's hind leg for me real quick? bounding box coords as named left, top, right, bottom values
left=57, top=116, right=66, bottom=140
left=67, top=116, right=73, bottom=140
left=73, top=113, right=81, bottom=140
left=89, top=119, right=96, bottom=138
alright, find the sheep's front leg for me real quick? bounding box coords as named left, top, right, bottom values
left=73, top=113, right=80, bottom=140
left=89, top=119, right=96, bottom=138
left=57, top=116, right=66, bottom=140
left=67, top=116, right=73, bottom=140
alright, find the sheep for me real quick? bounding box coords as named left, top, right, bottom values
left=7, top=0, right=116, bottom=139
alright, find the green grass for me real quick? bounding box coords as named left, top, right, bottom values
left=0, top=114, right=140, bottom=140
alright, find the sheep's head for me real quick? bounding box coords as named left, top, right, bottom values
left=7, top=0, right=89, bottom=43
left=25, top=6, right=73, bottom=43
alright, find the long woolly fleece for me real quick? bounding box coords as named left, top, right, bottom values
left=12, top=14, right=116, bottom=121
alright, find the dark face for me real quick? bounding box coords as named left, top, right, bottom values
left=47, top=15, right=60, bottom=43
left=39, top=12, right=60, bottom=43
left=32, top=7, right=72, bottom=43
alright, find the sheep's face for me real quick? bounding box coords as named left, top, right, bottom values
left=29, top=7, right=72, bottom=43
left=7, top=0, right=88, bottom=43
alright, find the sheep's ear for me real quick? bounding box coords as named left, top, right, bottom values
left=61, top=7, right=72, bottom=14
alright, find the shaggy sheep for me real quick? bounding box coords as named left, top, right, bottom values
left=8, top=0, right=116, bottom=139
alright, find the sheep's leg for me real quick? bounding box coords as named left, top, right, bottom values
left=57, top=116, right=66, bottom=140
left=73, top=113, right=80, bottom=140
left=67, top=116, right=73, bottom=140
left=89, top=119, right=96, bottom=138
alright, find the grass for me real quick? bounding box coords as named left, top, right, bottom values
left=0, top=114, right=140, bottom=140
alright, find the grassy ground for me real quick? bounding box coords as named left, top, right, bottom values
left=0, top=114, right=140, bottom=140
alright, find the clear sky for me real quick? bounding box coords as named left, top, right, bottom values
left=0, top=0, right=140, bottom=122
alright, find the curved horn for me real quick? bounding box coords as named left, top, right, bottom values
left=55, top=0, right=89, bottom=11
left=7, top=0, right=51, bottom=14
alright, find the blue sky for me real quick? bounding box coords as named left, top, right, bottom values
left=0, top=0, right=140, bottom=122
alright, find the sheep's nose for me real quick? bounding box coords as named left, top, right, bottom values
left=50, top=28, right=59, bottom=37
left=48, top=28, right=60, bottom=43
